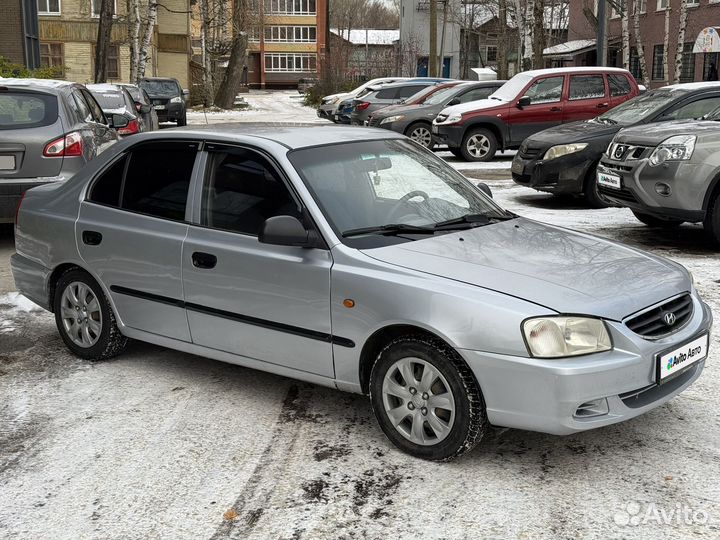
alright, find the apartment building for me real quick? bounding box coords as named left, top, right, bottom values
left=1, top=0, right=40, bottom=69
left=37, top=0, right=192, bottom=87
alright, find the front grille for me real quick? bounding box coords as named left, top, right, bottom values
left=601, top=161, right=633, bottom=172
left=368, top=116, right=381, bottom=127
left=625, top=294, right=694, bottom=338
left=607, top=143, right=650, bottom=161
left=598, top=184, right=637, bottom=203
left=519, top=145, right=543, bottom=159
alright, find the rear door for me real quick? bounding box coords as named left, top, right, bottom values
left=0, top=89, right=64, bottom=181
left=77, top=140, right=200, bottom=340
left=506, top=75, right=565, bottom=145
left=562, top=74, right=609, bottom=122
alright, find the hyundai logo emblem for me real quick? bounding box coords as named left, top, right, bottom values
left=663, top=312, right=677, bottom=326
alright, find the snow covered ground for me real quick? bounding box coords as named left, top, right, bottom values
left=1, top=90, right=719, bottom=540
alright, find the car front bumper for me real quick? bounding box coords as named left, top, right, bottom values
left=511, top=148, right=596, bottom=194
left=155, top=102, right=184, bottom=122
left=459, top=295, right=712, bottom=435
left=432, top=124, right=464, bottom=148
left=596, top=158, right=711, bottom=222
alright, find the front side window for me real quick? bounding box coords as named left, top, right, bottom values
left=459, top=86, right=496, bottom=103
left=569, top=75, right=605, bottom=100
left=597, top=89, right=681, bottom=125
left=524, top=76, right=564, bottom=104
left=201, top=147, right=301, bottom=235
left=397, top=85, right=428, bottom=99
left=666, top=97, right=720, bottom=121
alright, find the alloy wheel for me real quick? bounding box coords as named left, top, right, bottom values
left=466, top=134, right=490, bottom=158
left=60, top=281, right=103, bottom=348
left=409, top=126, right=432, bottom=148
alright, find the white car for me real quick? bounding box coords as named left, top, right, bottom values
left=317, top=77, right=409, bottom=122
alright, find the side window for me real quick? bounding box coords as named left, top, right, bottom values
left=81, top=89, right=106, bottom=123
left=72, top=91, right=93, bottom=123
left=609, top=74, right=632, bottom=97
left=375, top=88, right=398, bottom=99
left=201, top=148, right=301, bottom=236
left=397, top=85, right=426, bottom=99
left=458, top=87, right=495, bottom=104
left=665, top=97, right=720, bottom=120
left=524, top=76, right=564, bottom=104
left=89, top=154, right=127, bottom=206
left=569, top=75, right=606, bottom=100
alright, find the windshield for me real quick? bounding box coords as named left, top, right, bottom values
left=596, top=90, right=680, bottom=125
left=288, top=139, right=510, bottom=248
left=424, top=85, right=462, bottom=105
left=403, top=85, right=441, bottom=104
left=490, top=73, right=533, bottom=101
left=140, top=80, right=180, bottom=96
left=92, top=91, right=126, bottom=110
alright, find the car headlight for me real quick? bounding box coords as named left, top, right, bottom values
left=543, top=143, right=588, bottom=161
left=380, top=115, right=404, bottom=125
left=522, top=316, right=612, bottom=358
left=435, top=113, right=462, bottom=125
left=648, top=135, right=696, bottom=166
left=170, top=96, right=182, bottom=103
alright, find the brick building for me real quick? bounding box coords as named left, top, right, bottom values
left=558, top=0, right=720, bottom=87
left=1, top=0, right=40, bottom=69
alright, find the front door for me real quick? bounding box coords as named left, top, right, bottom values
left=506, top=75, right=565, bottom=145
left=181, top=144, right=334, bottom=377
left=77, top=140, right=200, bottom=341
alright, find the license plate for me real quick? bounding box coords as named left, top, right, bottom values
left=0, top=155, right=15, bottom=170
left=154, top=105, right=166, bottom=110
left=657, top=333, right=709, bottom=383
left=511, top=160, right=524, bottom=175
left=597, top=172, right=621, bottom=189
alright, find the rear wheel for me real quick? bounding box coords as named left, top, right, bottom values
left=53, top=269, right=128, bottom=361
left=704, top=191, right=720, bottom=244
left=369, top=335, right=488, bottom=461
left=632, top=210, right=684, bottom=228
left=405, top=122, right=434, bottom=150
left=460, top=128, right=497, bottom=162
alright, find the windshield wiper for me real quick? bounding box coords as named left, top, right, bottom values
left=342, top=223, right=436, bottom=238
left=432, top=212, right=517, bottom=230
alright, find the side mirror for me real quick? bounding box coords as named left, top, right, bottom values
left=447, top=97, right=460, bottom=106
left=259, top=215, right=315, bottom=247
left=139, top=104, right=152, bottom=114
left=517, top=96, right=531, bottom=109
left=476, top=182, right=493, bottom=198
left=108, top=114, right=129, bottom=129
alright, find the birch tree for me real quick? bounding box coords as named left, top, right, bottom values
left=127, top=0, right=142, bottom=82
left=632, top=0, right=649, bottom=86
left=620, top=0, right=629, bottom=69
left=673, top=0, right=689, bottom=84
left=137, top=0, right=158, bottom=80
left=662, top=4, right=670, bottom=84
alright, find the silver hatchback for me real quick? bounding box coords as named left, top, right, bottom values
left=11, top=126, right=712, bottom=461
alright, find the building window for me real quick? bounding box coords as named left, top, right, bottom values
left=679, top=42, right=695, bottom=82
left=91, top=0, right=116, bottom=17
left=656, top=0, right=668, bottom=10
left=687, top=0, right=699, bottom=5
left=248, top=27, right=261, bottom=42
left=629, top=47, right=640, bottom=80
left=264, top=53, right=317, bottom=72
left=264, top=26, right=317, bottom=43
left=703, top=52, right=720, bottom=81
left=635, top=0, right=646, bottom=13
left=37, top=0, right=60, bottom=14
left=92, top=44, right=120, bottom=79
left=482, top=45, right=497, bottom=64
left=40, top=42, right=63, bottom=74
left=263, top=0, right=316, bottom=15
left=652, top=44, right=665, bottom=80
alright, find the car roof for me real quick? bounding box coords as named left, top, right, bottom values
left=657, top=81, right=720, bottom=92
left=369, top=80, right=443, bottom=91
left=0, top=77, right=76, bottom=92
left=132, top=124, right=404, bottom=150
left=87, top=83, right=124, bottom=93
left=140, top=77, right=178, bottom=82
left=517, top=66, right=631, bottom=77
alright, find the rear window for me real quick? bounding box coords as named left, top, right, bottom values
left=92, top=92, right=126, bottom=110
left=0, top=92, right=58, bottom=130
left=609, top=74, right=632, bottom=97
left=376, top=88, right=398, bottom=99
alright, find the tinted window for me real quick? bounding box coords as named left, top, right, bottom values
left=569, top=75, right=605, bottom=100
left=81, top=90, right=106, bottom=123
left=92, top=91, right=126, bottom=110
left=376, top=88, right=398, bottom=99
left=609, top=74, right=631, bottom=97
left=72, top=91, right=93, bottom=122
left=0, top=92, right=58, bottom=130
left=89, top=155, right=126, bottom=205
left=665, top=97, right=720, bottom=120
left=397, top=85, right=428, bottom=98
left=524, top=76, right=564, bottom=104
left=458, top=87, right=495, bottom=103
left=201, top=148, right=300, bottom=235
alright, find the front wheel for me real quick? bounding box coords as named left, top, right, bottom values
left=704, top=191, right=720, bottom=245
left=177, top=113, right=187, bottom=127
left=405, top=122, right=435, bottom=149
left=53, top=269, right=128, bottom=361
left=632, top=210, right=684, bottom=228
left=460, top=128, right=497, bottom=162
left=369, top=336, right=488, bottom=461
left=583, top=166, right=609, bottom=208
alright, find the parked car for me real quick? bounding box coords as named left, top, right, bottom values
left=0, top=78, right=120, bottom=222
left=139, top=77, right=188, bottom=126
left=511, top=82, right=720, bottom=206
left=351, top=80, right=451, bottom=125
left=317, top=77, right=409, bottom=122
left=119, top=83, right=159, bottom=131
left=433, top=67, right=640, bottom=162
left=370, top=80, right=506, bottom=149
left=87, top=84, right=146, bottom=137
left=12, top=126, right=711, bottom=461
left=597, top=111, right=720, bottom=244
left=298, top=78, right=319, bottom=93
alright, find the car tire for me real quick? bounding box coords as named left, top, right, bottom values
left=632, top=210, right=684, bottom=228
left=369, top=335, right=488, bottom=461
left=53, top=268, right=128, bottom=361
left=583, top=165, right=609, bottom=208
left=405, top=122, right=435, bottom=150
left=460, top=128, right=497, bottom=162
left=704, top=191, right=720, bottom=244
left=177, top=113, right=187, bottom=127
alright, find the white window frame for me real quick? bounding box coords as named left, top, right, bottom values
left=264, top=26, right=317, bottom=43
left=263, top=0, right=316, bottom=15
left=264, top=53, right=317, bottom=72
left=656, top=0, right=668, bottom=11
left=91, top=0, right=117, bottom=18
left=637, top=0, right=647, bottom=13
left=687, top=0, right=699, bottom=5
left=37, top=0, right=61, bottom=15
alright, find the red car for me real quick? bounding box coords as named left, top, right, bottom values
left=432, top=67, right=640, bottom=161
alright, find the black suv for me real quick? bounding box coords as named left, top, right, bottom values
left=512, top=82, right=720, bottom=206
left=139, top=77, right=188, bottom=126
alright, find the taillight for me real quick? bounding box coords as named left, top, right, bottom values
left=15, top=191, right=25, bottom=226
left=43, top=132, right=83, bottom=157
left=356, top=102, right=370, bottom=111
left=118, top=119, right=140, bottom=136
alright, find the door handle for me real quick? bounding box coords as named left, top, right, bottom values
left=597, top=102, right=609, bottom=109
left=550, top=107, right=561, bottom=112
left=192, top=251, right=217, bottom=269
left=82, top=230, right=102, bottom=245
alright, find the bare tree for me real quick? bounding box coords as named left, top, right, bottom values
left=94, top=0, right=114, bottom=83
left=137, top=0, right=158, bottom=79
left=214, top=0, right=251, bottom=108
left=620, top=0, right=629, bottom=69
left=662, top=4, right=670, bottom=84
left=127, top=0, right=142, bottom=82
left=632, top=0, right=649, bottom=86
left=531, top=0, right=545, bottom=69
left=674, top=0, right=689, bottom=84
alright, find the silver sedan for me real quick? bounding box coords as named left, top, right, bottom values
left=11, top=126, right=713, bottom=461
